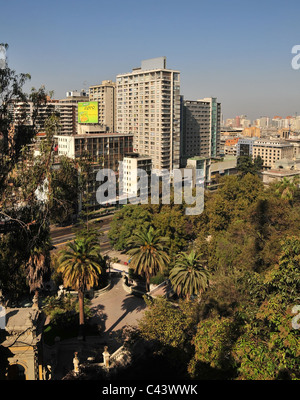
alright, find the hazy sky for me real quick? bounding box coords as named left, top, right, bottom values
left=1, top=0, right=300, bottom=121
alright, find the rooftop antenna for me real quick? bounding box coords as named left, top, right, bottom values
left=82, top=80, right=88, bottom=94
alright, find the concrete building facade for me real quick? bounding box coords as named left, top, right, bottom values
left=89, top=80, right=116, bottom=133
left=55, top=133, right=133, bottom=210
left=253, top=139, right=295, bottom=169
left=121, top=153, right=152, bottom=196
left=3, top=307, right=44, bottom=380
left=57, top=92, right=88, bottom=135
left=237, top=138, right=256, bottom=157
left=243, top=126, right=261, bottom=138
left=223, top=137, right=239, bottom=156
left=261, top=158, right=300, bottom=184
left=181, top=98, right=221, bottom=166
left=187, top=155, right=237, bottom=189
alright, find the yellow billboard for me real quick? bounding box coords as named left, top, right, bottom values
left=78, top=101, right=98, bottom=124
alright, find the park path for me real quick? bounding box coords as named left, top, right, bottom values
left=48, top=275, right=146, bottom=379
left=90, top=275, right=147, bottom=339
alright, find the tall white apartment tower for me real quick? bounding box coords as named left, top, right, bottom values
left=116, top=57, right=181, bottom=171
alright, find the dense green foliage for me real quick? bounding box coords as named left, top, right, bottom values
left=237, top=155, right=263, bottom=176
left=139, top=297, right=200, bottom=349
left=108, top=203, right=193, bottom=260
left=0, top=56, right=81, bottom=303
left=118, top=173, right=300, bottom=380
left=42, top=294, right=93, bottom=345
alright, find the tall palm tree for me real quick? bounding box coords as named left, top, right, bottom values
left=126, top=226, right=170, bottom=292
left=57, top=234, right=104, bottom=337
left=169, top=250, right=210, bottom=300
left=26, top=235, right=52, bottom=304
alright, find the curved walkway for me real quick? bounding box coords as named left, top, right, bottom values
left=46, top=276, right=147, bottom=379
left=90, top=275, right=147, bottom=340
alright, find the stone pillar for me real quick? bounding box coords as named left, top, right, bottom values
left=102, top=346, right=110, bottom=368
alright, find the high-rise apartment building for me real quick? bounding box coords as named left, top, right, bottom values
left=7, top=98, right=58, bottom=132
left=89, top=80, right=116, bottom=133
left=10, top=91, right=91, bottom=136
left=181, top=98, right=221, bottom=165
left=57, top=91, right=88, bottom=135
left=116, top=57, right=181, bottom=171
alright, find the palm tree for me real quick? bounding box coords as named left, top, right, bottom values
left=57, top=234, right=104, bottom=338
left=26, top=238, right=52, bottom=304
left=169, top=250, right=210, bottom=300
left=126, top=226, right=170, bottom=292
left=275, top=177, right=297, bottom=201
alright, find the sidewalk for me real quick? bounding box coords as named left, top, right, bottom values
left=102, top=249, right=130, bottom=265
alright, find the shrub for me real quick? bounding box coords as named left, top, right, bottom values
left=150, top=272, right=166, bottom=286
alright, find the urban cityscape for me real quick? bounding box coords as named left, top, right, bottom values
left=0, top=0, right=299, bottom=389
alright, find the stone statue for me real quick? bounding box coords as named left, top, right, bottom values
left=57, top=285, right=65, bottom=299
left=102, top=346, right=110, bottom=368
left=73, top=352, right=80, bottom=375
left=32, top=293, right=39, bottom=310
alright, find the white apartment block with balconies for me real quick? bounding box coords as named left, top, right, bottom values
left=116, top=57, right=181, bottom=172
left=121, top=153, right=152, bottom=196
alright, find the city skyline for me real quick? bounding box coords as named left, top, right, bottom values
left=2, top=0, right=300, bottom=121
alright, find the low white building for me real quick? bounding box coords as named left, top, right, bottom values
left=121, top=153, right=152, bottom=196
left=261, top=158, right=300, bottom=184
left=186, top=155, right=238, bottom=188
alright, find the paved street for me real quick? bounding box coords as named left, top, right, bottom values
left=50, top=216, right=113, bottom=251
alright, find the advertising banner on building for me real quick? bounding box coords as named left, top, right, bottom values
left=78, top=101, right=98, bottom=123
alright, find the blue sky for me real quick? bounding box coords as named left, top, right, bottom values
left=1, top=0, right=300, bottom=120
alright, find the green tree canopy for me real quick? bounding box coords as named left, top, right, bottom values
left=126, top=226, right=170, bottom=291
left=169, top=250, right=210, bottom=300
left=237, top=155, right=263, bottom=176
